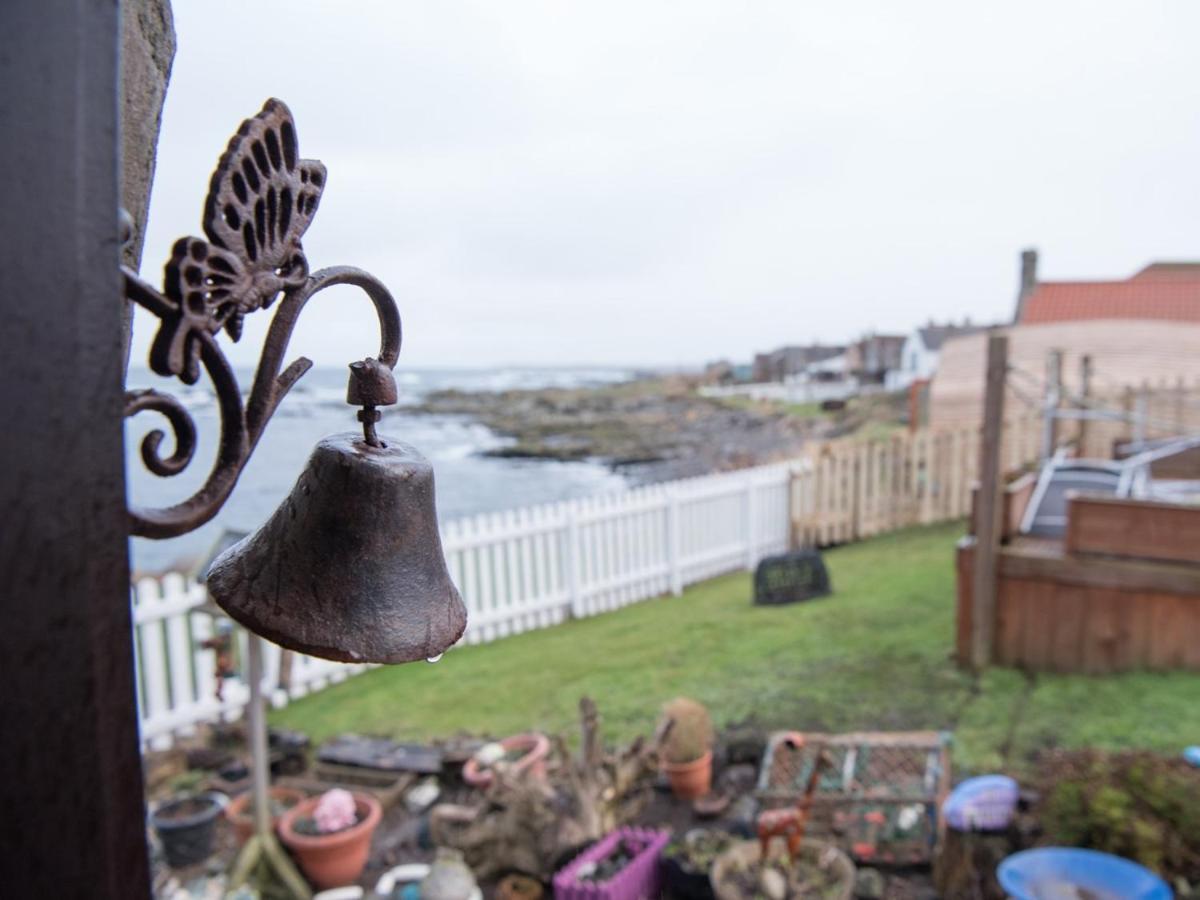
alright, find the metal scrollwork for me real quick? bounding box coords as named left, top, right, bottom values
left=124, top=98, right=402, bottom=539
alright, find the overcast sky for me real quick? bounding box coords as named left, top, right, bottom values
left=132, top=1, right=1200, bottom=370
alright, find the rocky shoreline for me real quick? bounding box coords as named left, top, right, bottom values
left=410, top=376, right=904, bottom=483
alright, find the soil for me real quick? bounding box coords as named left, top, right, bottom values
left=574, top=838, right=642, bottom=882
left=155, top=795, right=217, bottom=821
left=291, top=808, right=366, bottom=837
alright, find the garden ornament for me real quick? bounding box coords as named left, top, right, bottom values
left=756, top=733, right=831, bottom=862
left=121, top=99, right=469, bottom=900
left=122, top=98, right=467, bottom=664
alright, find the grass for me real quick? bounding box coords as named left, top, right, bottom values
left=272, top=522, right=1200, bottom=775
left=713, top=395, right=829, bottom=419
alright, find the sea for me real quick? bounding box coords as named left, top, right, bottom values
left=126, top=365, right=636, bottom=575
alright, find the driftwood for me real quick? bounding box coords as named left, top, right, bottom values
left=932, top=829, right=1011, bottom=900
left=429, top=697, right=661, bottom=880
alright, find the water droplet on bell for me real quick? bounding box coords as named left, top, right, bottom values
left=426, top=653, right=443, bottom=664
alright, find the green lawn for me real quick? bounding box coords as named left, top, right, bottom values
left=272, top=522, right=1199, bottom=775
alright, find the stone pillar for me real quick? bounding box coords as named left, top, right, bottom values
left=120, top=0, right=176, bottom=364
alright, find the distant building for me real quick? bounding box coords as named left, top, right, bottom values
left=844, top=333, right=906, bottom=385
left=1014, top=249, right=1200, bottom=325
left=751, top=344, right=844, bottom=383
left=929, top=249, right=1200, bottom=428
left=886, top=321, right=990, bottom=390
left=701, top=359, right=736, bottom=385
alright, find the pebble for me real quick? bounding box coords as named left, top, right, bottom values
left=855, top=867, right=885, bottom=900
left=758, top=867, right=788, bottom=900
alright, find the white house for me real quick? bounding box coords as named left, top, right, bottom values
left=886, top=322, right=986, bottom=391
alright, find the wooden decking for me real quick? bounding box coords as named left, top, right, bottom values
left=957, top=530, right=1200, bottom=673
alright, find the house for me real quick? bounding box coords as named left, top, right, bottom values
left=751, top=344, right=844, bottom=382
left=1014, top=249, right=1200, bottom=325
left=886, top=321, right=989, bottom=390
left=700, top=359, right=736, bottom=385
left=930, top=320, right=1200, bottom=429
left=802, top=350, right=849, bottom=384
left=844, top=333, right=906, bottom=385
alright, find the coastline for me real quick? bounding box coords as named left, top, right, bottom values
left=410, top=375, right=907, bottom=484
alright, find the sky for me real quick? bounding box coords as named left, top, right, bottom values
left=132, top=1, right=1200, bottom=370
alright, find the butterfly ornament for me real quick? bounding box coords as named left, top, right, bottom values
left=150, top=98, right=326, bottom=384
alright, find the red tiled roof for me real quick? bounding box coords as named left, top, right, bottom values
left=1131, top=262, right=1200, bottom=282
left=1021, top=278, right=1200, bottom=324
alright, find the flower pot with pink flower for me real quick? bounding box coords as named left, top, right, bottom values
left=279, top=788, right=382, bottom=889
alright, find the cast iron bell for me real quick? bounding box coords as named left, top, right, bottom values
left=205, top=359, right=468, bottom=663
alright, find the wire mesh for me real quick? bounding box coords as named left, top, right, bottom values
left=755, top=731, right=952, bottom=865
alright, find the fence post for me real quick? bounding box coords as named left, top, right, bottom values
left=787, top=464, right=804, bottom=549
left=1077, top=354, right=1092, bottom=454
left=667, top=486, right=683, bottom=596
left=970, top=334, right=1008, bottom=670
left=744, top=476, right=758, bottom=571
left=566, top=502, right=583, bottom=617
left=1041, top=348, right=1062, bottom=460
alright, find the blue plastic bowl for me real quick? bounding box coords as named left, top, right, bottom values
left=998, top=848, right=1172, bottom=900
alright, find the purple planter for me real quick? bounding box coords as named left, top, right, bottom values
left=553, top=827, right=670, bottom=900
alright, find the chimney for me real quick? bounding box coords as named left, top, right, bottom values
left=1014, top=247, right=1038, bottom=323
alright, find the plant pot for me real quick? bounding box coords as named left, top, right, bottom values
left=279, top=792, right=382, bottom=890
left=461, top=732, right=550, bottom=790
left=225, top=786, right=307, bottom=845
left=710, top=838, right=855, bottom=900
left=663, top=750, right=713, bottom=800
left=552, top=827, right=670, bottom=900
left=151, top=793, right=225, bottom=869
left=660, top=829, right=733, bottom=900
left=661, top=854, right=716, bottom=900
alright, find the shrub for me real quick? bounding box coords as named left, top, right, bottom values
left=1038, top=750, right=1200, bottom=880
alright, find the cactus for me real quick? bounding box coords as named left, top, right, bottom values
left=660, top=697, right=714, bottom=764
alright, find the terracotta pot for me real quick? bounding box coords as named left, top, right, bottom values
left=663, top=750, right=713, bottom=799
left=278, top=792, right=382, bottom=889
left=225, top=786, right=307, bottom=845
left=461, top=732, right=550, bottom=789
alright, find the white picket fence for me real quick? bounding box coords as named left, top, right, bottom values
left=133, top=461, right=796, bottom=748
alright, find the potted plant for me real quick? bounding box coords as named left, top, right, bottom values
left=461, top=732, right=551, bottom=790
left=225, top=785, right=307, bottom=845
left=278, top=788, right=382, bottom=889
left=150, top=792, right=226, bottom=869
left=661, top=829, right=734, bottom=900
left=659, top=697, right=714, bottom=799
left=552, top=827, right=670, bottom=900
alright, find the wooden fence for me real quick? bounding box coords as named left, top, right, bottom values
left=788, top=414, right=1044, bottom=547
left=133, top=415, right=1051, bottom=748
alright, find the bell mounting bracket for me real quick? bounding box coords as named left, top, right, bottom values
left=123, top=98, right=403, bottom=539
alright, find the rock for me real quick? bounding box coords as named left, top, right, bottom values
left=855, top=867, right=885, bottom=900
